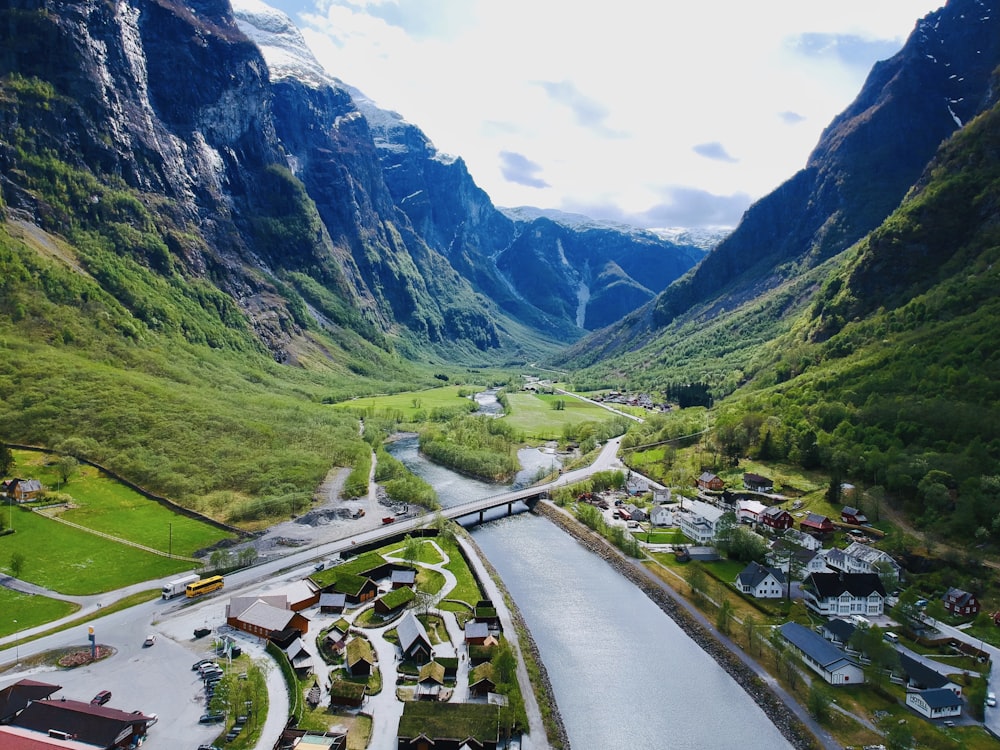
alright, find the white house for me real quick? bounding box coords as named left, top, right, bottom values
left=782, top=527, right=823, bottom=552
left=768, top=545, right=829, bottom=578
left=735, top=561, right=785, bottom=599
left=652, top=487, right=672, bottom=505
left=905, top=689, right=962, bottom=720
left=650, top=504, right=677, bottom=527
left=677, top=500, right=726, bottom=544
left=824, top=548, right=872, bottom=576
left=843, top=542, right=902, bottom=583
left=779, top=622, right=865, bottom=685
left=802, top=572, right=886, bottom=618
left=737, top=499, right=767, bottom=524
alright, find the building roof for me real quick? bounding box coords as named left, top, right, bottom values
left=391, top=569, right=417, bottom=586
left=271, top=579, right=320, bottom=606
left=0, top=726, right=99, bottom=750
left=806, top=572, right=886, bottom=599
left=842, top=506, right=865, bottom=517
left=744, top=473, right=771, bottom=485
left=377, top=586, right=415, bottom=611
left=736, top=561, right=785, bottom=589
left=762, top=506, right=791, bottom=519
left=821, top=618, right=857, bottom=643
left=330, top=573, right=376, bottom=598
left=418, top=661, right=446, bottom=685
left=698, top=472, right=720, bottom=483
left=802, top=512, right=833, bottom=527
left=12, top=699, right=153, bottom=748
left=898, top=653, right=953, bottom=690
left=737, top=499, right=767, bottom=516
left=346, top=637, right=374, bottom=668
left=779, top=622, right=856, bottom=669
left=684, top=499, right=726, bottom=523
left=397, top=701, right=499, bottom=744
left=465, top=621, right=490, bottom=640
left=469, top=662, right=495, bottom=687
left=319, top=593, right=347, bottom=609
left=944, top=587, right=976, bottom=606
left=227, top=594, right=288, bottom=620
left=842, top=542, right=900, bottom=570
left=234, top=599, right=300, bottom=632
left=912, top=687, right=962, bottom=709
left=0, top=679, right=62, bottom=722
left=397, top=612, right=431, bottom=654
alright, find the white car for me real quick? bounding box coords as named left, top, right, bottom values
left=143, top=634, right=156, bottom=647
left=987, top=692, right=996, bottom=707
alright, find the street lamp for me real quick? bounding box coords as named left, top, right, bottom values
left=13, top=620, right=18, bottom=665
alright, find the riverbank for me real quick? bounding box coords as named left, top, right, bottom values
left=534, top=501, right=822, bottom=750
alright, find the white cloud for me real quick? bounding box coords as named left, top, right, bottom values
left=281, top=0, right=942, bottom=227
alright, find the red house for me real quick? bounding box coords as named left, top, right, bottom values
left=943, top=588, right=980, bottom=617
left=760, top=506, right=794, bottom=531
left=800, top=513, right=835, bottom=537
left=841, top=506, right=868, bottom=525
left=697, top=472, right=724, bottom=491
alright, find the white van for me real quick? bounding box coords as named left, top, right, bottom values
left=884, top=631, right=899, bottom=643
left=851, top=614, right=870, bottom=627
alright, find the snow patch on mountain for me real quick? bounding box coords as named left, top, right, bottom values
left=231, top=0, right=336, bottom=89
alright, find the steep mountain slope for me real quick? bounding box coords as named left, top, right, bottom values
left=651, top=0, right=1000, bottom=329
left=558, top=0, right=999, bottom=371
left=346, top=86, right=705, bottom=334
left=719, top=95, right=1000, bottom=537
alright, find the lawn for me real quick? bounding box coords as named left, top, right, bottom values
left=0, top=505, right=196, bottom=594
left=637, top=528, right=687, bottom=545
left=0, top=587, right=78, bottom=636
left=502, top=392, right=619, bottom=440
left=11, top=450, right=232, bottom=556
left=333, top=385, right=486, bottom=421
left=437, top=537, right=484, bottom=607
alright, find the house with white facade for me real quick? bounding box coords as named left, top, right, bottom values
left=677, top=500, right=726, bottom=544
left=768, top=544, right=829, bottom=578
left=737, top=499, right=767, bottom=524
left=824, top=548, right=873, bottom=576
left=650, top=504, right=677, bottom=527
left=779, top=622, right=865, bottom=685
left=735, top=562, right=785, bottom=599
left=836, top=542, right=902, bottom=583
left=905, top=689, right=962, bottom=720
left=801, top=572, right=886, bottom=618
left=782, top=527, right=823, bottom=552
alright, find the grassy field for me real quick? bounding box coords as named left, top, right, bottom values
left=333, top=385, right=485, bottom=421
left=12, top=450, right=232, bottom=556
left=0, top=587, right=79, bottom=636
left=502, top=392, right=620, bottom=440
left=0, top=504, right=199, bottom=594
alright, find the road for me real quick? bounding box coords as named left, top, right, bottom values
left=0, top=438, right=628, bottom=749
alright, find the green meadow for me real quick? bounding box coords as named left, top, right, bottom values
left=502, top=392, right=620, bottom=440
left=0, top=587, right=78, bottom=636
left=11, top=450, right=231, bottom=556
left=0, top=505, right=197, bottom=594
left=333, top=385, right=486, bottom=422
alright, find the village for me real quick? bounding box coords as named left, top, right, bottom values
left=572, top=467, right=996, bottom=736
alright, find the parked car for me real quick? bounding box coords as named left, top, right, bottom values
left=987, top=692, right=997, bottom=707
left=192, top=659, right=215, bottom=671
left=91, top=690, right=112, bottom=706
left=194, top=627, right=212, bottom=639
left=143, top=634, right=156, bottom=647
left=199, top=713, right=225, bottom=724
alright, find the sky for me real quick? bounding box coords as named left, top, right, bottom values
left=259, top=0, right=944, bottom=229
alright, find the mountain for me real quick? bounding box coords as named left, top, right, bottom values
left=344, top=87, right=705, bottom=334
left=558, top=0, right=1000, bottom=370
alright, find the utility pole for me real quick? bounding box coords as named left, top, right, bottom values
left=168, top=523, right=172, bottom=559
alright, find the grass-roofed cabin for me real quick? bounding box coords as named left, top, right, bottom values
left=324, top=573, right=379, bottom=605
left=469, top=662, right=497, bottom=697
left=397, top=701, right=500, bottom=750
left=328, top=679, right=367, bottom=708
left=374, top=586, right=415, bottom=618
left=345, top=637, right=375, bottom=677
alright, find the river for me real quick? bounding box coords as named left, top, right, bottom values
left=386, top=436, right=792, bottom=750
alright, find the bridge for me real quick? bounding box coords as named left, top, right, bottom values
left=440, top=483, right=552, bottom=524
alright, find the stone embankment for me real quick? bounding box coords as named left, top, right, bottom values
left=535, top=502, right=820, bottom=750
left=461, top=530, right=571, bottom=750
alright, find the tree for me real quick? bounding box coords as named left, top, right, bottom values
left=0, top=442, right=13, bottom=477
left=491, top=640, right=517, bottom=684
left=807, top=683, right=830, bottom=722
left=885, top=721, right=913, bottom=750
left=686, top=562, right=708, bottom=603
left=10, top=551, right=25, bottom=578
left=743, top=615, right=760, bottom=656
left=716, top=599, right=733, bottom=635
left=431, top=513, right=456, bottom=544
left=403, top=534, right=422, bottom=566
left=55, top=455, right=79, bottom=488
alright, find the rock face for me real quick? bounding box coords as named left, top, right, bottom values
left=652, top=0, right=1000, bottom=329
left=0, top=0, right=705, bottom=363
